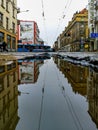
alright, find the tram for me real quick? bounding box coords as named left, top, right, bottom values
left=17, top=43, right=52, bottom=52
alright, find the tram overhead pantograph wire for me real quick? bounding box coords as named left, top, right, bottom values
left=53, top=0, right=73, bottom=42
left=54, top=63, right=84, bottom=130
left=41, top=0, right=49, bottom=44
left=38, top=61, right=48, bottom=130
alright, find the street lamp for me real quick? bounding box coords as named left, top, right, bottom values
left=17, top=8, right=29, bottom=25
left=17, top=8, right=29, bottom=14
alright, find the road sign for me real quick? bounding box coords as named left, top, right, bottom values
left=90, top=33, right=98, bottom=38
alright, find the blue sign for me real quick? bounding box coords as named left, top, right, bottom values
left=90, top=33, right=98, bottom=38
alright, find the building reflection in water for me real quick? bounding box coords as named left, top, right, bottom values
left=0, top=60, right=19, bottom=130
left=18, top=59, right=44, bottom=84
left=53, top=56, right=98, bottom=128
left=87, top=67, right=98, bottom=128
left=18, top=53, right=51, bottom=84
left=54, top=57, right=89, bottom=96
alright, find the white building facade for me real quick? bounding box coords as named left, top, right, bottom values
left=88, top=0, right=98, bottom=51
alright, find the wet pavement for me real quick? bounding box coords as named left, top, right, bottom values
left=0, top=53, right=98, bottom=130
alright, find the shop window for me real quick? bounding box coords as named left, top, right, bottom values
left=12, top=37, right=16, bottom=49
left=7, top=64, right=12, bottom=70
left=0, top=32, right=4, bottom=42
left=12, top=62, right=16, bottom=68
left=7, top=35, right=11, bottom=49
left=0, top=66, right=5, bottom=73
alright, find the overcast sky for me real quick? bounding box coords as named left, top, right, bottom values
left=17, top=0, right=88, bottom=47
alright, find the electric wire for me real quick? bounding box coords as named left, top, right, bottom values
left=54, top=66, right=79, bottom=130
left=41, top=0, right=73, bottom=45
left=38, top=61, right=48, bottom=130
left=54, top=63, right=84, bottom=130
left=38, top=58, right=83, bottom=130
left=41, top=0, right=49, bottom=44
left=53, top=0, right=73, bottom=42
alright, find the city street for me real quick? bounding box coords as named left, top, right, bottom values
left=0, top=0, right=98, bottom=129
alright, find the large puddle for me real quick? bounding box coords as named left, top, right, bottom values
left=0, top=54, right=98, bottom=130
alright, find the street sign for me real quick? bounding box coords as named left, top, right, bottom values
left=90, top=33, right=98, bottom=38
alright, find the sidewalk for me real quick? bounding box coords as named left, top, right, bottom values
left=0, top=52, right=98, bottom=64
left=57, top=52, right=98, bottom=67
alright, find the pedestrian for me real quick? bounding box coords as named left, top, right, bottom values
left=2, top=41, right=8, bottom=52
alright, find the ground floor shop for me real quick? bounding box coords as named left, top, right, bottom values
left=0, top=28, right=17, bottom=51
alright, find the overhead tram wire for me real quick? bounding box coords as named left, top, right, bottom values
left=54, top=64, right=84, bottom=130
left=56, top=0, right=73, bottom=38
left=38, top=61, right=49, bottom=130
left=41, top=0, right=49, bottom=44
left=53, top=0, right=73, bottom=42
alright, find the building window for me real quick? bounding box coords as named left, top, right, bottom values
left=12, top=22, right=15, bottom=33
left=12, top=0, right=16, bottom=18
left=1, top=0, right=4, bottom=7
left=6, top=1, right=9, bottom=12
left=0, top=32, right=4, bottom=42
left=6, top=17, right=9, bottom=30
left=12, top=7, right=15, bottom=18
left=0, top=13, right=3, bottom=27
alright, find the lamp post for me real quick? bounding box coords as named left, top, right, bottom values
left=17, top=8, right=29, bottom=14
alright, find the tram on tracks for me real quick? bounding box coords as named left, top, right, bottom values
left=17, top=43, right=52, bottom=52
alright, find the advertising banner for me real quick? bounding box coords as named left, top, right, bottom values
left=20, top=21, right=34, bottom=43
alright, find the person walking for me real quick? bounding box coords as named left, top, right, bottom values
left=2, top=41, right=8, bottom=52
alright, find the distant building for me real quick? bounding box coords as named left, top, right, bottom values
left=54, top=8, right=88, bottom=52
left=0, top=0, right=17, bottom=51
left=53, top=40, right=58, bottom=51
left=38, top=37, right=44, bottom=44
left=17, top=20, right=41, bottom=44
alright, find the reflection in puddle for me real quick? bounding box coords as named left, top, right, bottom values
left=0, top=59, right=19, bottom=130
left=87, top=67, right=98, bottom=128
left=18, top=60, right=43, bottom=84
left=55, top=58, right=89, bottom=96
left=1, top=54, right=98, bottom=130
left=54, top=56, right=98, bottom=129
